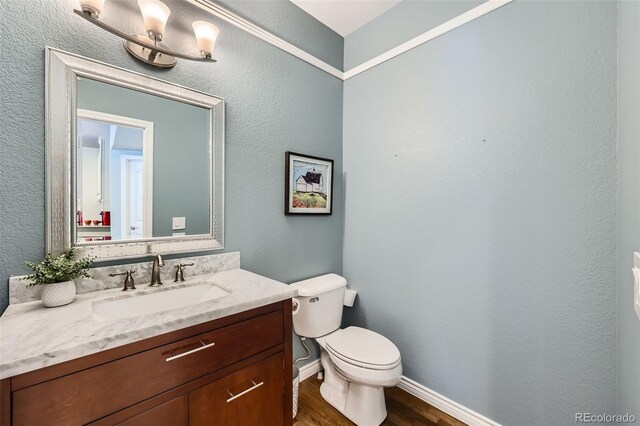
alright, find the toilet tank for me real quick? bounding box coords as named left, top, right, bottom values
left=290, top=274, right=347, bottom=338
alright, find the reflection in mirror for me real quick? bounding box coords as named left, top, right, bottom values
left=75, top=77, right=211, bottom=244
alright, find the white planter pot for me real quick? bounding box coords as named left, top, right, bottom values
left=41, top=281, right=76, bottom=307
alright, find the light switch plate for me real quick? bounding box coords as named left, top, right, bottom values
left=634, top=253, right=640, bottom=322
left=172, top=217, right=186, bottom=230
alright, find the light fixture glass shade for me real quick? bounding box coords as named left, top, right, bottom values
left=79, top=0, right=105, bottom=17
left=138, top=0, right=171, bottom=39
left=192, top=21, right=219, bottom=58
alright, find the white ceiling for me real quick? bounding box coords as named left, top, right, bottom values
left=78, top=118, right=143, bottom=151
left=290, top=0, right=401, bottom=37
left=78, top=119, right=110, bottom=148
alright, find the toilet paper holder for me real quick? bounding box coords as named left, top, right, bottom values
left=343, top=287, right=357, bottom=307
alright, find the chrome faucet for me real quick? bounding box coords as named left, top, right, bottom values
left=149, top=254, right=164, bottom=287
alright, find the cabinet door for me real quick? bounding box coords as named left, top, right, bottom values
left=118, top=396, right=187, bottom=426
left=189, top=353, right=284, bottom=426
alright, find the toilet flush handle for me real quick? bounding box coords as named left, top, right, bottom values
left=292, top=298, right=300, bottom=315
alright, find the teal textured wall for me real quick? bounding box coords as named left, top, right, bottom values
left=343, top=0, right=482, bottom=70
left=343, top=2, right=617, bottom=424
left=616, top=0, right=640, bottom=419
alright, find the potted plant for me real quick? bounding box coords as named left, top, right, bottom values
left=22, top=248, right=94, bottom=307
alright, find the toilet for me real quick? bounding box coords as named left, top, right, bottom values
left=291, top=274, right=402, bottom=426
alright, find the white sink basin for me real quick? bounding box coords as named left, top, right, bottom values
left=92, top=283, right=231, bottom=320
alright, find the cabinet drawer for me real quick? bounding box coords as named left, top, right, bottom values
left=117, top=395, right=187, bottom=426
left=12, top=310, right=283, bottom=425
left=189, top=353, right=284, bottom=426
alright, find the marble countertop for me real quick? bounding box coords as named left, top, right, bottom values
left=0, top=269, right=296, bottom=379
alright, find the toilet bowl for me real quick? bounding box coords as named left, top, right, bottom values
left=291, top=275, right=402, bottom=426
left=319, top=327, right=402, bottom=387
left=316, top=327, right=402, bottom=425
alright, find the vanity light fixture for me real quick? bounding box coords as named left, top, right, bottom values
left=192, top=21, right=220, bottom=60
left=76, top=0, right=219, bottom=68
left=79, top=0, right=105, bottom=17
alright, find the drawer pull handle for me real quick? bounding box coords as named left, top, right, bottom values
left=226, top=380, right=264, bottom=403
left=165, top=341, right=215, bottom=362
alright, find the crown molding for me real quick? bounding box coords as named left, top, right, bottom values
left=343, top=0, right=513, bottom=80
left=186, top=0, right=513, bottom=81
left=186, top=0, right=345, bottom=79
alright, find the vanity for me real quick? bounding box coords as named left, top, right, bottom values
left=0, top=258, right=296, bottom=425
left=0, top=48, right=296, bottom=424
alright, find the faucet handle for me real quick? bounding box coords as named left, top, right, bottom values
left=109, top=270, right=136, bottom=291
left=174, top=263, right=195, bottom=282
left=109, top=269, right=136, bottom=277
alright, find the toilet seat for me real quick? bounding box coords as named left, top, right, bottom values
left=328, top=350, right=403, bottom=387
left=325, top=327, right=401, bottom=370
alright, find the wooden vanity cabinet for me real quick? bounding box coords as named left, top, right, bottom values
left=0, top=300, right=293, bottom=426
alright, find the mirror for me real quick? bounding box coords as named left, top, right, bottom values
left=75, top=77, right=211, bottom=243
left=46, top=48, right=224, bottom=260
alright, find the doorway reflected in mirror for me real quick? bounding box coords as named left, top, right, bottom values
left=76, top=111, right=152, bottom=243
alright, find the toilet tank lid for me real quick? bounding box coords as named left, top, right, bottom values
left=290, top=274, right=347, bottom=297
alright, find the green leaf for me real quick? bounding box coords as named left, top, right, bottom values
left=21, top=248, right=95, bottom=286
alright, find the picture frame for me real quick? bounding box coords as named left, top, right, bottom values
left=285, top=151, right=334, bottom=215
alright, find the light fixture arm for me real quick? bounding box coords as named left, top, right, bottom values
left=74, top=9, right=216, bottom=66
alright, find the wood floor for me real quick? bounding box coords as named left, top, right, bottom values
left=293, top=377, right=467, bottom=426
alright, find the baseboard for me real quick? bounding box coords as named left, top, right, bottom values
left=298, top=359, right=322, bottom=381
left=398, top=376, right=500, bottom=426
left=298, top=360, right=498, bottom=426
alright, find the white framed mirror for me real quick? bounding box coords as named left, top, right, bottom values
left=46, top=47, right=224, bottom=260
